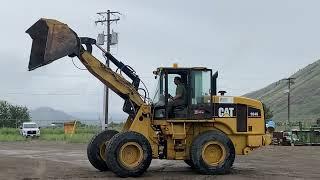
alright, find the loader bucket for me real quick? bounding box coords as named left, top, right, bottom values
left=26, top=18, right=79, bottom=71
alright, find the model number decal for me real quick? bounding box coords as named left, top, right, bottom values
left=248, top=107, right=261, bottom=118
left=250, top=112, right=259, bottom=117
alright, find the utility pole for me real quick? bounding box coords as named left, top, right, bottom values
left=95, top=10, right=121, bottom=129
left=283, top=77, right=295, bottom=144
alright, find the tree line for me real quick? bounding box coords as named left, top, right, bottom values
left=0, top=100, right=30, bottom=128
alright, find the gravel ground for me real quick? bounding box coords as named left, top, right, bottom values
left=0, top=141, right=319, bottom=180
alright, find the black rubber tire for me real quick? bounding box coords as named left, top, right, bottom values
left=105, top=131, right=152, bottom=177
left=184, top=159, right=195, bottom=169
left=190, top=130, right=235, bottom=175
left=87, top=130, right=118, bottom=171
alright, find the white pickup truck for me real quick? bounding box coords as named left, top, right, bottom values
left=19, top=122, right=41, bottom=137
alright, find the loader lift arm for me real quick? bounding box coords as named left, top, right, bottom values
left=79, top=47, right=144, bottom=111
left=26, top=19, right=144, bottom=116
left=78, top=37, right=145, bottom=116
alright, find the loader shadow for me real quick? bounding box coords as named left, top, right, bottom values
left=82, top=164, right=259, bottom=179
left=143, top=167, right=259, bottom=180
left=94, top=167, right=258, bottom=180
left=229, top=167, right=258, bottom=175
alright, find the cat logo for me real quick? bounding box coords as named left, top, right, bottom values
left=218, top=107, right=235, bottom=117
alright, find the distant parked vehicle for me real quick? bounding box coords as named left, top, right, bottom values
left=19, top=122, right=40, bottom=137
left=282, top=131, right=299, bottom=146
left=272, top=131, right=299, bottom=146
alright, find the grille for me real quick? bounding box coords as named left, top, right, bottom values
left=27, top=131, right=36, bottom=134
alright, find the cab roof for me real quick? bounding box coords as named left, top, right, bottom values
left=153, top=67, right=212, bottom=75
left=157, top=67, right=209, bottom=70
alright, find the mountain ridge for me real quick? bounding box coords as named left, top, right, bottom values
left=244, top=59, right=320, bottom=123
left=30, top=107, right=75, bottom=121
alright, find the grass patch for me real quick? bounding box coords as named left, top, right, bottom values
left=0, top=127, right=98, bottom=143
left=0, top=123, right=124, bottom=143
left=38, top=133, right=96, bottom=143
left=0, top=128, right=20, bottom=135
left=0, top=134, right=26, bottom=141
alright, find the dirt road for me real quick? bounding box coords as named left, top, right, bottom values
left=0, top=141, right=319, bottom=180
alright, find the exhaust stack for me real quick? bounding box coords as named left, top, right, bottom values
left=26, top=18, right=79, bottom=71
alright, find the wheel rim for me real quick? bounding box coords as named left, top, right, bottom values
left=201, top=141, right=226, bottom=166
left=99, top=143, right=107, bottom=161
left=119, top=142, right=143, bottom=169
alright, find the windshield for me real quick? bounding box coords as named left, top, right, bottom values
left=23, top=124, right=37, bottom=128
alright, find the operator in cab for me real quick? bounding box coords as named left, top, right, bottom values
left=167, top=76, right=187, bottom=116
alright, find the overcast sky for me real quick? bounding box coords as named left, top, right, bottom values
left=0, top=0, right=319, bottom=119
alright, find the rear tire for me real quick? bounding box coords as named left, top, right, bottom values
left=105, top=131, right=152, bottom=177
left=87, top=130, right=118, bottom=171
left=190, top=130, right=235, bottom=175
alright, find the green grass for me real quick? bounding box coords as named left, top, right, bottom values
left=0, top=123, right=124, bottom=143
left=0, top=127, right=98, bottom=143
left=108, top=122, right=124, bottom=132
left=38, top=133, right=96, bottom=143
left=0, top=128, right=20, bottom=135
left=0, top=134, right=26, bottom=141
left=0, top=123, right=123, bottom=143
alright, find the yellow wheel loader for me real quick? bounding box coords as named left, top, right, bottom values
left=26, top=19, right=272, bottom=178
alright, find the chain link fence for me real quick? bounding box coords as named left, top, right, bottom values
left=275, top=121, right=318, bottom=131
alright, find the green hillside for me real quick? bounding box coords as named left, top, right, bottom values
left=245, top=60, right=320, bottom=125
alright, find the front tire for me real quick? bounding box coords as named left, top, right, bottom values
left=190, top=130, right=235, bottom=175
left=87, top=129, right=118, bottom=171
left=105, top=131, right=152, bottom=177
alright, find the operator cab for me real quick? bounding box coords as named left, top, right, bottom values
left=152, top=66, right=218, bottom=120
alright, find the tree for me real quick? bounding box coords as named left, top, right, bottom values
left=0, top=100, right=30, bottom=128
left=262, top=103, right=273, bottom=120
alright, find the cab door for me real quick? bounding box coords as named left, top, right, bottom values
left=189, top=69, right=213, bottom=119
left=164, top=69, right=190, bottom=119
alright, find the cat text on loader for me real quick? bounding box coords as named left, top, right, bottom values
left=26, top=19, right=272, bottom=177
